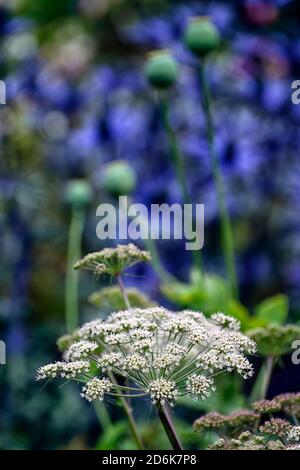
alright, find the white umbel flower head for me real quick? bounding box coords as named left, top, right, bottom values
left=38, top=307, right=255, bottom=408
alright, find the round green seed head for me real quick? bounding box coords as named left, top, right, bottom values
left=65, top=179, right=93, bottom=206
left=102, top=160, right=136, bottom=196
left=144, top=51, right=178, bottom=89
left=184, top=17, right=220, bottom=56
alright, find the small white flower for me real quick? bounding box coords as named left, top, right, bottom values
left=153, top=353, right=181, bottom=372
left=123, top=353, right=148, bottom=372
left=104, top=332, right=129, bottom=345
left=188, top=327, right=209, bottom=345
left=130, top=329, right=153, bottom=340
left=224, top=353, right=254, bottom=378
left=147, top=379, right=179, bottom=405
left=287, top=426, right=300, bottom=442
left=131, top=338, right=154, bottom=353
left=97, top=352, right=124, bottom=371
left=64, top=340, right=98, bottom=361
left=211, top=312, right=241, bottom=331
left=163, top=317, right=197, bottom=334
left=81, top=377, right=112, bottom=402
left=186, top=374, right=215, bottom=400
left=36, top=361, right=90, bottom=380
left=165, top=343, right=186, bottom=356
left=76, top=319, right=104, bottom=339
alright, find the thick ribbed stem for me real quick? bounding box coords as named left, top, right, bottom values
left=157, top=403, right=183, bottom=450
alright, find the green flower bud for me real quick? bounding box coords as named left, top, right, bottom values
left=184, top=17, right=220, bottom=57
left=102, top=160, right=136, bottom=196
left=65, top=179, right=93, bottom=206
left=144, top=50, right=179, bottom=90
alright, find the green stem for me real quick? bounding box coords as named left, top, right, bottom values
left=259, top=356, right=274, bottom=400
left=160, top=96, right=191, bottom=205
left=108, top=371, right=144, bottom=449
left=65, top=205, right=114, bottom=431
left=157, top=403, right=183, bottom=450
left=249, top=355, right=275, bottom=403
left=65, top=205, right=85, bottom=333
left=124, top=196, right=175, bottom=284
left=143, top=236, right=176, bottom=284
left=116, top=273, right=130, bottom=309
left=93, top=400, right=112, bottom=430
left=198, top=62, right=238, bottom=298
left=159, top=95, right=203, bottom=274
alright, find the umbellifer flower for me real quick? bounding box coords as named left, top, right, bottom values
left=194, top=410, right=260, bottom=437
left=287, top=426, right=300, bottom=442
left=37, top=307, right=255, bottom=407
left=259, top=418, right=292, bottom=438
left=247, top=324, right=300, bottom=357
left=74, top=243, right=151, bottom=277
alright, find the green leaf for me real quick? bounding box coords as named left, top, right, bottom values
left=95, top=421, right=128, bottom=450
left=254, top=294, right=289, bottom=325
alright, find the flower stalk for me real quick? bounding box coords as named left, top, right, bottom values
left=116, top=273, right=130, bottom=309
left=159, top=94, right=203, bottom=274
left=157, top=403, right=183, bottom=450
left=258, top=356, right=275, bottom=400
left=65, top=205, right=86, bottom=333
left=198, top=62, right=238, bottom=298
left=108, top=371, right=144, bottom=450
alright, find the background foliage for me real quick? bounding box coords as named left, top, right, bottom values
left=1, top=0, right=300, bottom=449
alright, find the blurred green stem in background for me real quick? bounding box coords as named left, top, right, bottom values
left=159, top=95, right=203, bottom=275
left=198, top=61, right=238, bottom=299
left=121, top=196, right=176, bottom=284
left=65, top=205, right=85, bottom=333
left=250, top=356, right=274, bottom=402
left=65, top=202, right=113, bottom=438
left=108, top=371, right=145, bottom=450
left=116, top=273, right=130, bottom=308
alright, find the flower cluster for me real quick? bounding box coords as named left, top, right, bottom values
left=63, top=340, right=99, bottom=361
left=194, top=410, right=260, bottom=437
left=247, top=325, right=300, bottom=357
left=210, top=431, right=285, bottom=450
left=37, top=307, right=255, bottom=407
left=253, top=392, right=300, bottom=418
left=210, top=420, right=300, bottom=450
left=80, top=378, right=113, bottom=402
left=74, top=244, right=151, bottom=277
left=195, top=392, right=300, bottom=450
left=36, top=361, right=90, bottom=380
